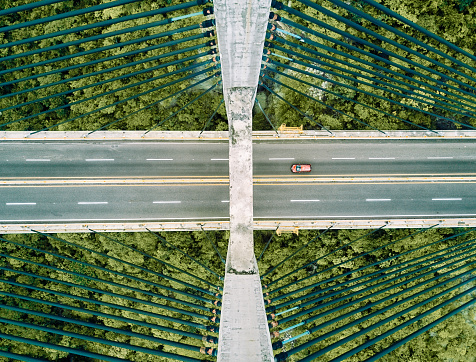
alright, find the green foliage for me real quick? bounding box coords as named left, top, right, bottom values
left=2, top=228, right=476, bottom=360
left=258, top=227, right=476, bottom=361
left=0, top=0, right=221, bottom=132
left=0, top=231, right=225, bottom=361
left=457, top=0, right=474, bottom=11
left=259, top=0, right=476, bottom=131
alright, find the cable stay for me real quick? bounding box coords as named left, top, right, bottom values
left=265, top=29, right=476, bottom=114
left=264, top=226, right=386, bottom=288
left=266, top=226, right=475, bottom=299
left=0, top=50, right=211, bottom=122
left=273, top=246, right=476, bottom=345
left=1, top=59, right=208, bottom=130
left=261, top=70, right=388, bottom=134
left=0, top=316, right=216, bottom=360
left=258, top=234, right=274, bottom=262
left=1, top=252, right=214, bottom=313
left=364, top=295, right=476, bottom=362
left=264, top=55, right=474, bottom=130
left=266, top=226, right=440, bottom=297
left=1, top=39, right=218, bottom=130
left=259, top=80, right=332, bottom=134
left=261, top=227, right=332, bottom=280
left=265, top=34, right=476, bottom=118
left=0, top=0, right=209, bottom=34
left=0, top=19, right=202, bottom=66
left=200, top=226, right=227, bottom=266
left=260, top=227, right=476, bottom=361
left=89, top=70, right=219, bottom=135
left=271, top=15, right=476, bottom=109
left=359, top=0, right=476, bottom=67
left=0, top=266, right=215, bottom=322
left=200, top=97, right=225, bottom=134
left=268, top=40, right=476, bottom=119
left=32, top=231, right=219, bottom=298
left=30, top=67, right=218, bottom=134
left=0, top=278, right=216, bottom=332
left=144, top=76, right=221, bottom=134
left=267, top=234, right=476, bottom=320
left=299, top=270, right=476, bottom=361
left=270, top=238, right=476, bottom=327
left=272, top=0, right=476, bottom=97
left=263, top=71, right=435, bottom=133
left=256, top=97, right=279, bottom=134
left=0, top=3, right=211, bottom=51
left=29, top=231, right=219, bottom=299
left=0, top=27, right=208, bottom=94
left=1, top=230, right=222, bottom=358
left=0, top=0, right=217, bottom=134
left=0, top=350, right=47, bottom=362
left=90, top=229, right=223, bottom=289
left=0, top=0, right=68, bottom=17
left=145, top=228, right=225, bottom=281
left=275, top=261, right=476, bottom=361
left=0, top=302, right=217, bottom=355
left=0, top=333, right=127, bottom=362
left=310, top=0, right=476, bottom=81
left=264, top=13, right=476, bottom=131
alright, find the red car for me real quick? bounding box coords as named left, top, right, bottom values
left=291, top=164, right=312, bottom=173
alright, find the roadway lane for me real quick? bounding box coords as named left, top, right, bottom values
left=0, top=185, right=230, bottom=222
left=254, top=183, right=476, bottom=220
left=0, top=182, right=474, bottom=223
left=0, top=141, right=229, bottom=178
left=253, top=139, right=476, bottom=176
left=0, top=139, right=475, bottom=178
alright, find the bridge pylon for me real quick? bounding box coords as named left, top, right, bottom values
left=214, top=0, right=274, bottom=360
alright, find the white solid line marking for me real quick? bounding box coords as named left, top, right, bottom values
left=0, top=217, right=230, bottom=222
left=211, top=158, right=228, bottom=161
left=25, top=159, right=50, bottom=162
left=254, top=214, right=476, bottom=219
left=427, top=157, right=453, bottom=159
left=269, top=158, right=295, bottom=160
left=6, top=202, right=36, bottom=206
left=291, top=199, right=320, bottom=202
left=366, top=199, right=392, bottom=202
left=221, top=200, right=230, bottom=203
left=147, top=158, right=173, bottom=161
left=85, top=159, right=114, bottom=162
left=369, top=157, right=395, bottom=160
left=432, top=198, right=462, bottom=201
left=77, top=202, right=108, bottom=205
left=332, top=157, right=355, bottom=160
left=153, top=201, right=181, bottom=204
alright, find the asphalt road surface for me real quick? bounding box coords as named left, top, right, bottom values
left=1, top=139, right=474, bottom=223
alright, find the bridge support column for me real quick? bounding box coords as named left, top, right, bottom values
left=214, top=0, right=273, bottom=360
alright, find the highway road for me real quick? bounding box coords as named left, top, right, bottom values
left=1, top=139, right=475, bottom=177
left=0, top=139, right=475, bottom=223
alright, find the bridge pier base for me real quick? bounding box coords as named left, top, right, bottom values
left=217, top=271, right=274, bottom=362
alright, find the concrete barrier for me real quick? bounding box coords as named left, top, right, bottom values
left=2, top=130, right=476, bottom=140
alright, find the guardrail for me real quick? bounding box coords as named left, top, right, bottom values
left=2, top=218, right=475, bottom=234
